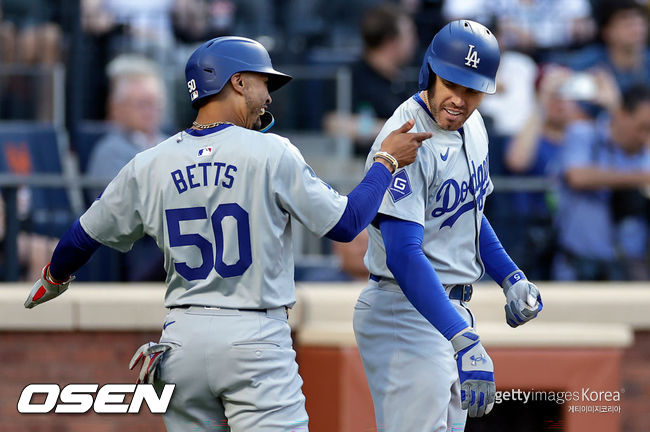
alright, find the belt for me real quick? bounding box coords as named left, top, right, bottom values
left=169, top=305, right=288, bottom=314
left=369, top=274, right=473, bottom=302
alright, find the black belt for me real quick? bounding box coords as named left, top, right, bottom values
left=369, top=274, right=473, bottom=302
left=169, top=305, right=283, bottom=313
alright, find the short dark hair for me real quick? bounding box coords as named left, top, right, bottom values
left=621, top=83, right=650, bottom=112
left=596, top=0, right=646, bottom=32
left=361, top=3, right=407, bottom=50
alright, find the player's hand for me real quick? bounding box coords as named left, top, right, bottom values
left=379, top=119, right=432, bottom=169
left=502, top=271, right=543, bottom=328
left=450, top=327, right=495, bottom=417
left=129, top=342, right=174, bottom=384
left=24, top=263, right=75, bottom=309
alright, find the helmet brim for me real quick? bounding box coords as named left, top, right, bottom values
left=429, top=58, right=496, bottom=94
left=265, top=70, right=292, bottom=92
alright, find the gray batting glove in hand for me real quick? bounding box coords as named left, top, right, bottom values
left=451, top=327, right=495, bottom=417
left=24, top=263, right=75, bottom=309
left=129, top=342, right=174, bottom=384
left=502, top=270, right=543, bottom=328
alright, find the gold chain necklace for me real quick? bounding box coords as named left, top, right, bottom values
left=421, top=90, right=433, bottom=112
left=192, top=120, right=235, bottom=130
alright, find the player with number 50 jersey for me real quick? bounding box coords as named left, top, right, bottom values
left=23, top=36, right=429, bottom=431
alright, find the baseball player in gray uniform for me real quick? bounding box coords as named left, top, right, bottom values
left=353, top=21, right=543, bottom=432
left=23, top=37, right=431, bottom=431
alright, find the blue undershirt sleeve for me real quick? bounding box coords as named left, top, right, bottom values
left=478, top=215, right=519, bottom=286
left=379, top=214, right=469, bottom=340
left=326, top=162, right=392, bottom=242
left=49, top=219, right=102, bottom=281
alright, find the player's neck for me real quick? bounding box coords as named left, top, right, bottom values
left=194, top=105, right=241, bottom=129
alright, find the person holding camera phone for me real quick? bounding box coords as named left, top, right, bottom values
left=553, top=80, right=650, bottom=281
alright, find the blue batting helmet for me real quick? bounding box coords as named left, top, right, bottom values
left=185, top=36, right=292, bottom=106
left=418, top=20, right=500, bottom=94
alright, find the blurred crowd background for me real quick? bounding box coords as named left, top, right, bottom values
left=0, top=0, right=648, bottom=283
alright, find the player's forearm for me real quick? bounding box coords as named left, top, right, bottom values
left=380, top=216, right=469, bottom=339
left=478, top=216, right=519, bottom=286
left=504, top=108, right=544, bottom=173
left=49, top=220, right=102, bottom=281
left=325, top=162, right=392, bottom=242
left=565, top=167, right=650, bottom=190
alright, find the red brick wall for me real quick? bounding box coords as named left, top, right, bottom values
left=622, top=330, right=650, bottom=432
left=2, top=330, right=649, bottom=432
left=0, top=331, right=165, bottom=432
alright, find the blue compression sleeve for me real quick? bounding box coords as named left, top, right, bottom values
left=49, top=219, right=101, bottom=280
left=379, top=215, right=469, bottom=340
left=326, top=162, right=392, bottom=242
left=478, top=215, right=519, bottom=286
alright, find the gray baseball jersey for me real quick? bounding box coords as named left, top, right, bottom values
left=364, top=94, right=493, bottom=284
left=354, top=93, right=493, bottom=432
left=80, top=124, right=347, bottom=309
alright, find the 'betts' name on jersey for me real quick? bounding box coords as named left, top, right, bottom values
left=170, top=162, right=238, bottom=193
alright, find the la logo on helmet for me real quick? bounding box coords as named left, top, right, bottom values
left=464, top=45, right=480, bottom=69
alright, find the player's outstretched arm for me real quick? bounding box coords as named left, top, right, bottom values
left=478, top=216, right=542, bottom=327
left=24, top=220, right=101, bottom=309
left=325, top=120, right=431, bottom=242
left=380, top=214, right=495, bottom=417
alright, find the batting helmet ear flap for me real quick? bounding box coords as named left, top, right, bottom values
left=418, top=65, right=437, bottom=91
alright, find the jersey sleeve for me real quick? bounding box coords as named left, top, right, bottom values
left=79, top=159, right=145, bottom=252
left=273, top=142, right=348, bottom=237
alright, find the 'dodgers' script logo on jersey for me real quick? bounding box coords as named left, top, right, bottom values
left=464, top=45, right=480, bottom=69
left=431, top=154, right=489, bottom=229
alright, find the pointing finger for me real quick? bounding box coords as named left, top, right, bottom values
left=411, top=132, right=433, bottom=143
left=394, top=118, right=415, bottom=134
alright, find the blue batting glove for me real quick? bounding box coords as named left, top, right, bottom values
left=450, top=327, right=495, bottom=417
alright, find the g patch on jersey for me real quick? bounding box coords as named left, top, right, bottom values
left=388, top=170, right=412, bottom=202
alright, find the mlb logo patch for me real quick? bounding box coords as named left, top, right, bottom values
left=191, top=91, right=199, bottom=101
left=197, top=147, right=213, bottom=157
left=388, top=170, right=411, bottom=202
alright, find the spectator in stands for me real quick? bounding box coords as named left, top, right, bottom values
left=83, top=0, right=175, bottom=57
left=87, top=54, right=166, bottom=194
left=502, top=66, right=586, bottom=279
left=0, top=0, right=63, bottom=121
left=323, top=3, right=418, bottom=156
left=297, top=230, right=370, bottom=282
left=553, top=83, right=650, bottom=281
left=479, top=18, right=539, bottom=140
left=87, top=54, right=167, bottom=281
left=443, top=0, right=595, bottom=61
left=80, top=0, right=178, bottom=121
left=171, top=0, right=236, bottom=44
left=0, top=0, right=62, bottom=66
left=562, top=0, right=650, bottom=93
